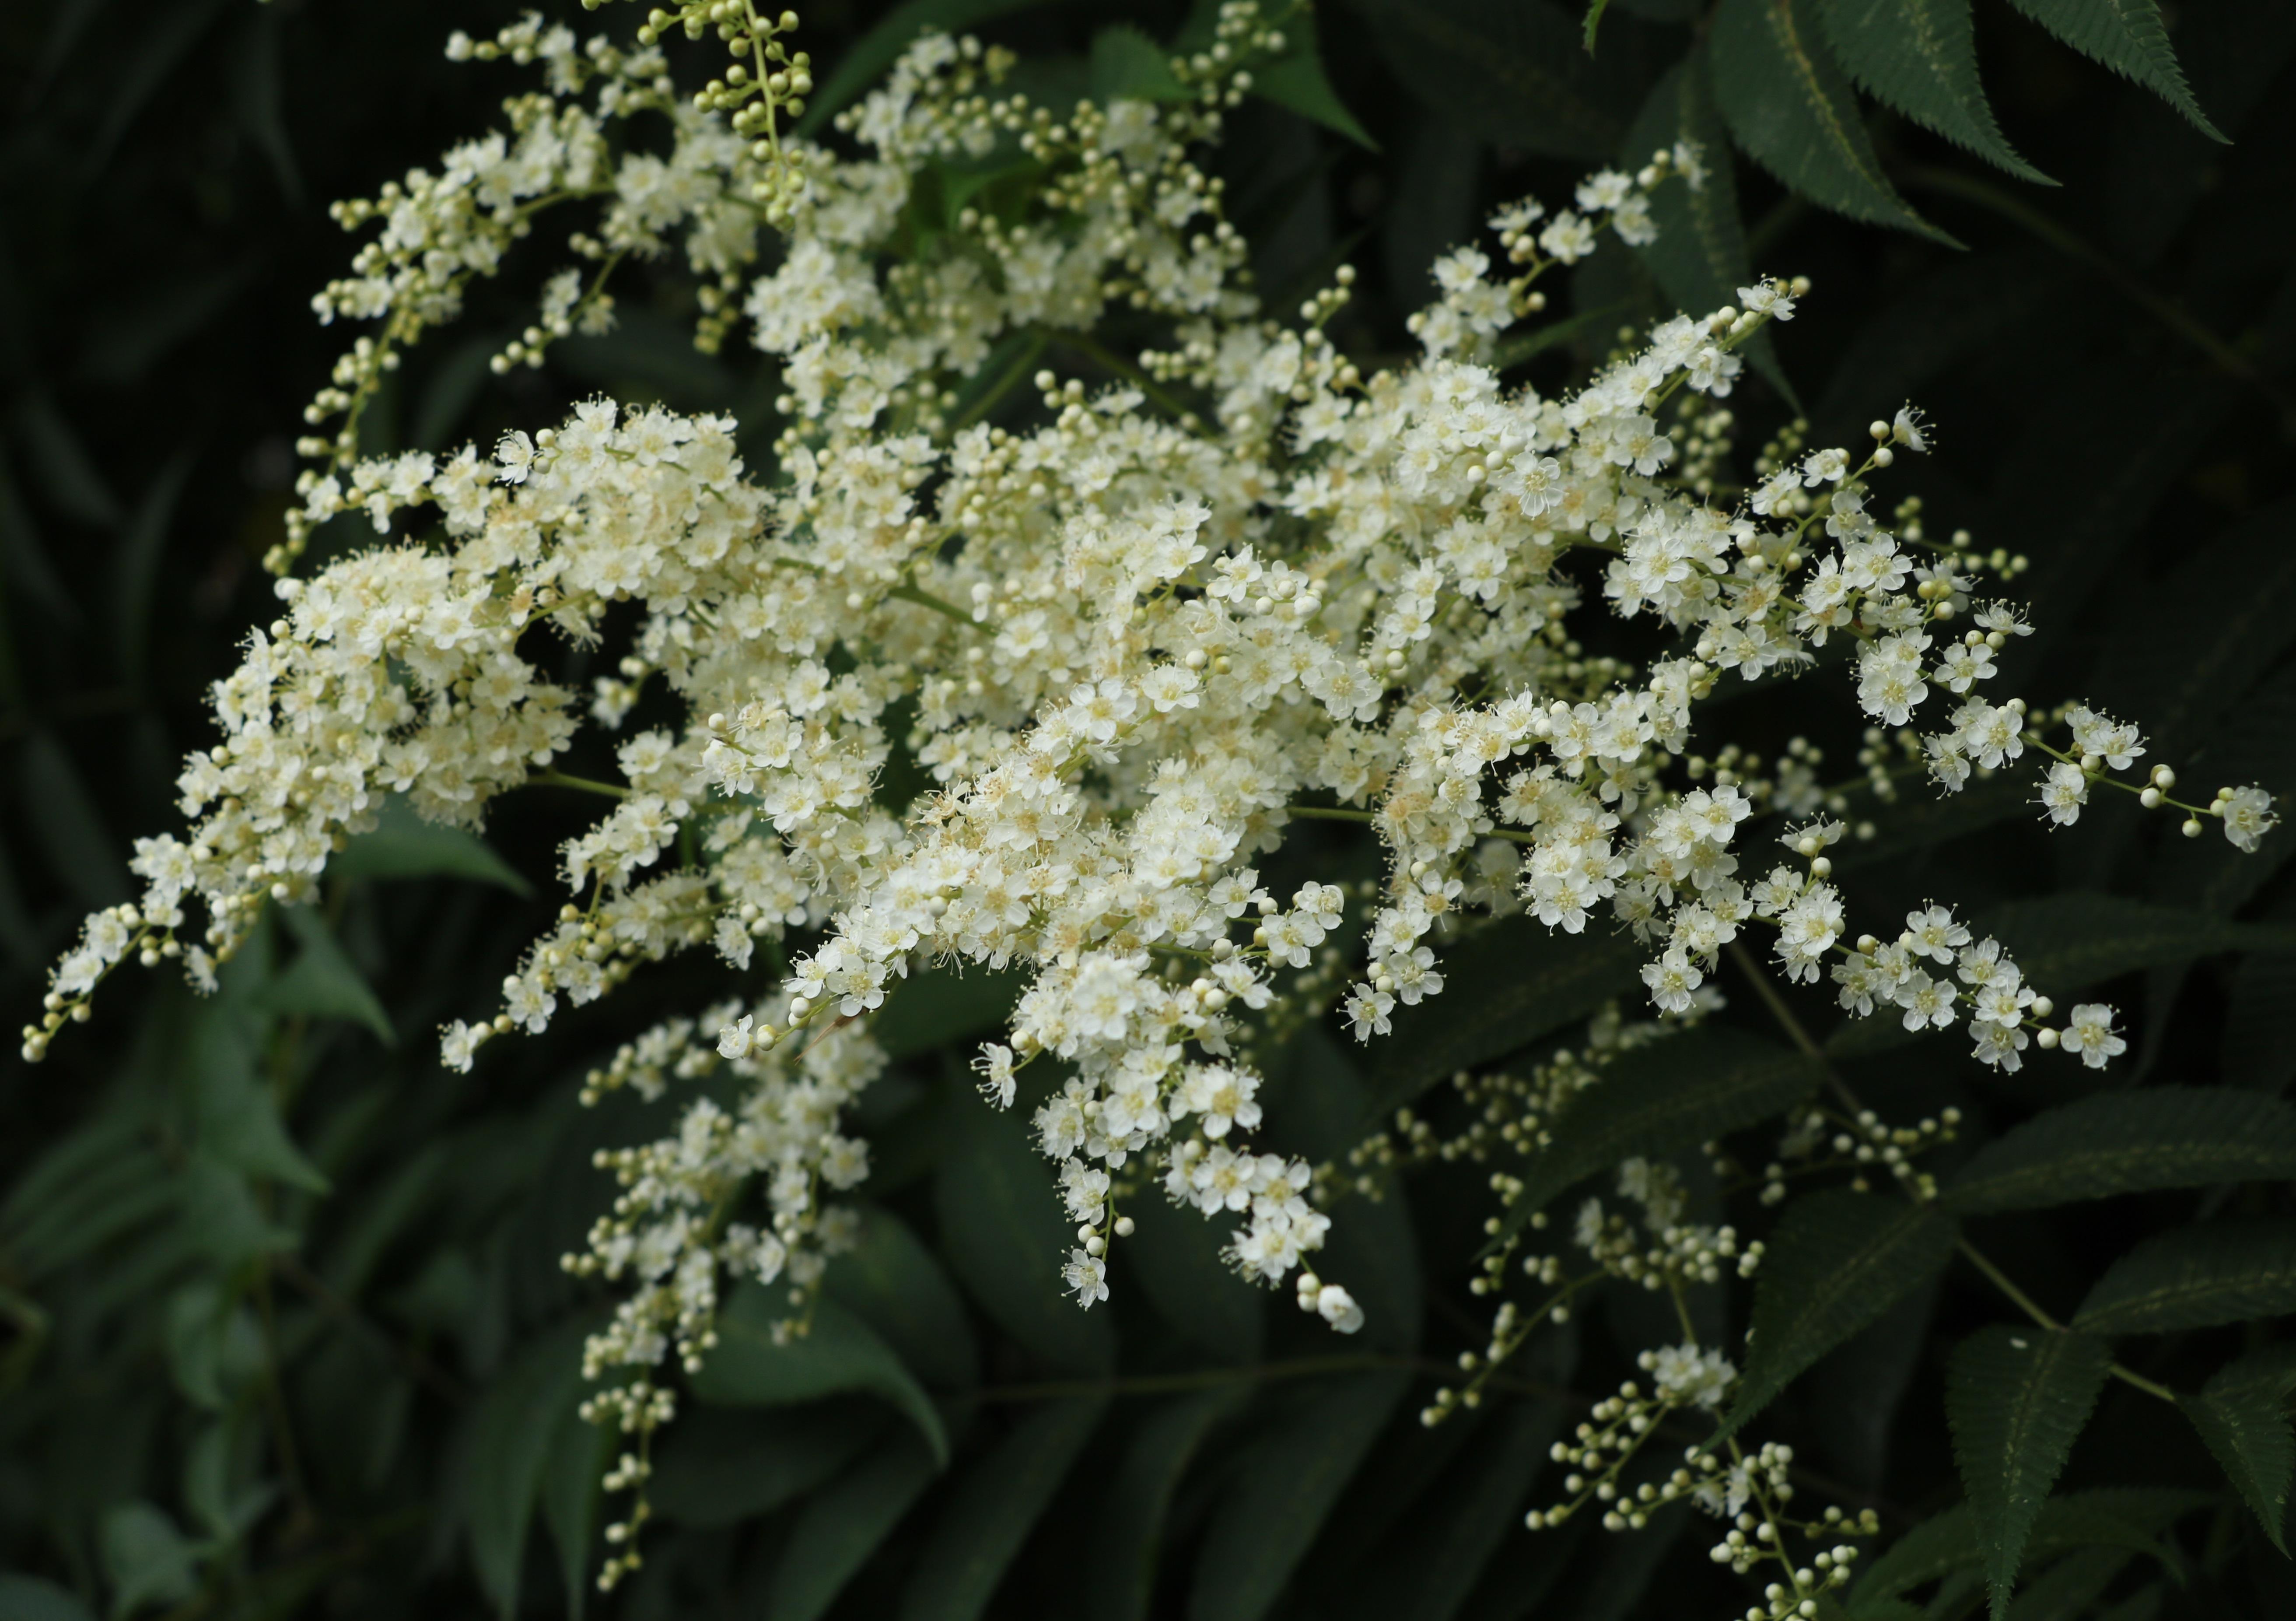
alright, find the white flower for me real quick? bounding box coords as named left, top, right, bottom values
left=1315, top=1284, right=1364, bottom=1334
left=1062, top=1249, right=1109, bottom=1308
left=2221, top=786, right=2277, bottom=852
left=2058, top=1003, right=2126, bottom=1069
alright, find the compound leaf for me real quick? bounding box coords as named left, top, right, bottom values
left=1946, top=1326, right=2114, bottom=1619
left=1942, top=1089, right=2296, bottom=1214
left=694, top=1287, right=949, bottom=1467
left=2074, top=1219, right=2296, bottom=1335
left=1816, top=0, right=2049, bottom=182
left=1709, top=0, right=1951, bottom=241
left=1720, top=1190, right=1959, bottom=1443
left=2180, top=1345, right=2295, bottom=1553
left=2004, top=0, right=2223, bottom=140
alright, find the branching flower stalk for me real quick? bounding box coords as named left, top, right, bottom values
left=27, top=0, right=2280, bottom=1599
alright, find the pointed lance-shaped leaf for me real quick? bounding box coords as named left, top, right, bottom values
left=1815, top=0, right=2051, bottom=183
left=2180, top=1343, right=2296, bottom=1553
left=2005, top=0, right=2225, bottom=140
left=2073, top=1218, right=2296, bottom=1336
left=1709, top=0, right=1955, bottom=242
left=1941, top=1089, right=2296, bottom=1214
left=1946, top=1326, right=2114, bottom=1619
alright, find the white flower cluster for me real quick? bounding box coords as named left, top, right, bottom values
left=26, top=0, right=2283, bottom=1588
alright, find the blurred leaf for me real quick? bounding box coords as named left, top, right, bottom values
left=256, top=906, right=394, bottom=1044
left=1365, top=914, right=1645, bottom=1112
left=796, top=0, right=1064, bottom=137
left=2004, top=0, right=2223, bottom=140
left=651, top=1401, right=889, bottom=1528
left=465, top=1318, right=590, bottom=1617
left=231, top=8, right=301, bottom=205
left=332, top=795, right=530, bottom=894
left=1250, top=4, right=1376, bottom=150
left=1941, top=1089, right=2296, bottom=1214
left=1816, top=0, right=2050, bottom=182
left=2073, top=1218, right=2296, bottom=1334
left=0, top=455, right=78, bottom=624
left=114, top=450, right=192, bottom=691
left=2180, top=1349, right=2293, bottom=1554
left=82, top=266, right=252, bottom=387
left=1090, top=25, right=1187, bottom=102
left=1088, top=1387, right=1249, bottom=1621
left=18, top=731, right=126, bottom=909
left=189, top=1005, right=330, bottom=1194
left=900, top=1394, right=1107, bottom=1621
left=1494, top=1027, right=1823, bottom=1246
left=1392, top=1395, right=1572, bottom=1621
left=0, top=1575, right=97, bottom=1621
left=1188, top=1371, right=1410, bottom=1621
left=83, top=0, right=232, bottom=177
left=1382, top=114, right=1482, bottom=310
left=1855, top=1489, right=2210, bottom=1605
left=1709, top=0, right=1951, bottom=241
left=2224, top=947, right=2296, bottom=1096
left=934, top=1097, right=1114, bottom=1374
left=539, top=1402, right=610, bottom=1617
left=13, top=394, right=121, bottom=528
left=180, top=1152, right=296, bottom=1267
left=1122, top=1184, right=1264, bottom=1365
left=875, top=959, right=1026, bottom=1060
left=408, top=337, right=503, bottom=456
left=1720, top=1190, right=1959, bottom=1443
left=1348, top=0, right=1637, bottom=161
left=1286, top=1028, right=1423, bottom=1351
left=1620, top=54, right=1792, bottom=400
left=98, top=1502, right=200, bottom=1620
left=823, top=1206, right=980, bottom=1391
left=1946, top=1326, right=2113, bottom=1620
left=696, top=1288, right=951, bottom=1466
left=765, top=1432, right=938, bottom=1621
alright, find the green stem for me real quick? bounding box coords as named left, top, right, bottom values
left=885, top=581, right=979, bottom=630
left=532, top=769, right=630, bottom=800
left=1286, top=804, right=1377, bottom=824
left=950, top=330, right=1048, bottom=431
left=1043, top=328, right=1200, bottom=425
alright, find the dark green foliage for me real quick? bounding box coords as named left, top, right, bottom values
left=4, top=0, right=2296, bottom=1619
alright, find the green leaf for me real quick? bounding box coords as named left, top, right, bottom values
left=539, top=1402, right=611, bottom=1617
left=98, top=1502, right=199, bottom=1620
left=114, top=449, right=192, bottom=691
left=1983, top=892, right=2292, bottom=994
left=256, top=906, right=395, bottom=1045
left=1250, top=4, right=1377, bottom=149
left=2180, top=1347, right=2294, bottom=1553
left=1090, top=24, right=1187, bottom=102
left=180, top=1152, right=297, bottom=1267
left=1815, top=0, right=2051, bottom=182
left=694, top=1286, right=951, bottom=1467
left=0, top=1575, right=98, bottom=1621
left=18, top=732, right=127, bottom=910
left=1188, top=1371, right=1410, bottom=1621
left=1719, top=1190, right=1959, bottom=1443
left=1855, top=1489, right=2212, bottom=1604
left=1285, top=1028, right=1424, bottom=1351
left=1941, top=1089, right=2296, bottom=1214
left=465, top=1319, right=589, bottom=1617
left=2003, top=1547, right=2134, bottom=1621
left=1583, top=0, right=1614, bottom=54
left=331, top=795, right=530, bottom=894
left=796, top=0, right=1063, bottom=137
left=2004, top=0, right=2223, bottom=140
left=875, top=959, right=1026, bottom=1060
left=652, top=1402, right=889, bottom=1529
left=14, top=394, right=121, bottom=528
left=1708, top=0, right=1952, bottom=241
left=765, top=1432, right=938, bottom=1621
left=824, top=1205, right=979, bottom=1392
left=933, top=1097, right=1114, bottom=1374
left=1619, top=54, right=1793, bottom=402
left=1366, top=914, right=1645, bottom=1113
left=1494, top=1027, right=1824, bottom=1248
left=1946, top=1326, right=2114, bottom=1619
left=1122, top=1182, right=1264, bottom=1365
left=1391, top=1396, right=1574, bottom=1621
left=2074, top=1218, right=2296, bottom=1335
left=1350, top=0, right=1637, bottom=161
left=900, top=1395, right=1108, bottom=1621
left=1088, top=1388, right=1250, bottom=1621
left=187, top=1007, right=330, bottom=1195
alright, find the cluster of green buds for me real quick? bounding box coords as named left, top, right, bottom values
left=614, top=0, right=814, bottom=224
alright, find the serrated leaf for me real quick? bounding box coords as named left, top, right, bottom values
left=766, top=1432, right=938, bottom=1621
left=1090, top=25, right=1186, bottom=102
left=1709, top=0, right=1952, bottom=241
left=1123, top=1183, right=1264, bottom=1364
left=1946, top=1326, right=2113, bottom=1619
left=824, top=1205, right=979, bottom=1392
left=1189, top=1371, right=1410, bottom=1621
left=1089, top=1388, right=1249, bottom=1621
left=693, top=1286, right=950, bottom=1467
left=900, top=1395, right=1107, bottom=1621
left=934, top=1099, right=1113, bottom=1373
left=1719, top=1190, right=1959, bottom=1443
left=2181, top=1348, right=2294, bottom=1553
left=1351, top=0, right=1638, bottom=161
left=1942, top=1089, right=2296, bottom=1214
left=1495, top=1027, right=1824, bottom=1249
left=651, top=1401, right=888, bottom=1528
left=1982, top=893, right=2292, bottom=993
left=1854, top=1488, right=2211, bottom=1604
left=465, top=1319, right=589, bottom=1617
left=1618, top=54, right=1793, bottom=402
left=256, top=906, right=395, bottom=1045
left=2003, top=1547, right=2133, bottom=1621
left=332, top=795, right=529, bottom=894
left=1815, top=0, right=2050, bottom=182
left=1248, top=4, right=1376, bottom=150
left=2004, top=0, right=2223, bottom=140
left=2074, top=1218, right=2296, bottom=1335
left=1367, top=916, right=1645, bottom=1115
